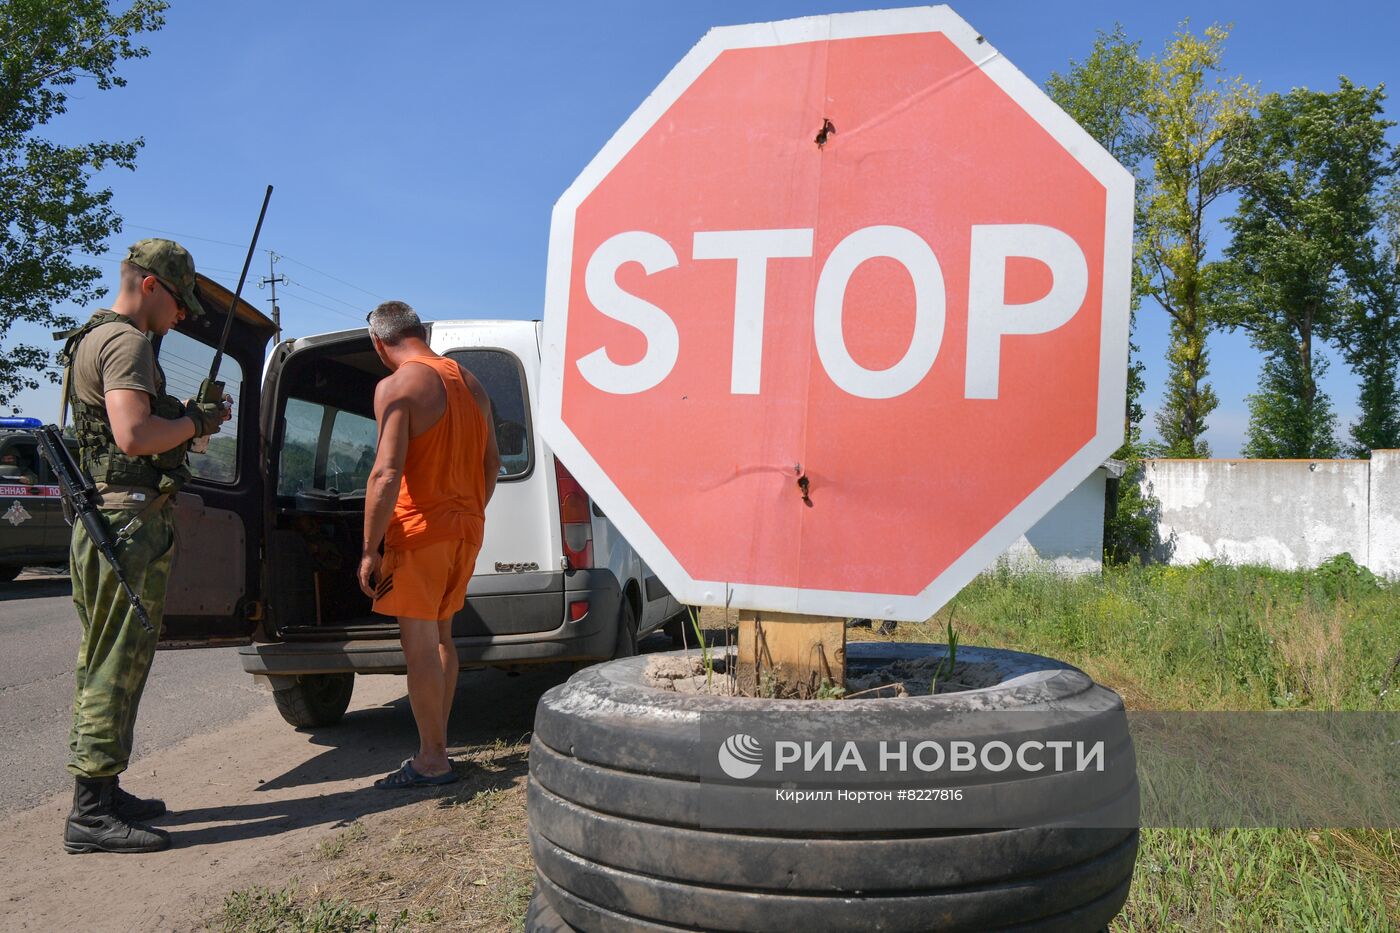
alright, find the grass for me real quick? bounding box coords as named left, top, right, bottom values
left=212, top=736, right=534, bottom=933
left=218, top=885, right=406, bottom=932
left=300, top=740, right=534, bottom=932
left=930, top=616, right=959, bottom=694
left=1120, top=828, right=1398, bottom=932
left=885, top=558, right=1400, bottom=930
left=895, top=555, right=1400, bottom=713
left=313, top=822, right=368, bottom=862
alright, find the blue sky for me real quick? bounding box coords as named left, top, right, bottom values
left=10, top=1, right=1399, bottom=456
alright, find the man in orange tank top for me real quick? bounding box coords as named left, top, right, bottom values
left=358, top=302, right=500, bottom=788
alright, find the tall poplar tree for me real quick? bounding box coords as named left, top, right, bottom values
left=1215, top=81, right=1393, bottom=458
left=1339, top=176, right=1400, bottom=454
left=1140, top=24, right=1257, bottom=458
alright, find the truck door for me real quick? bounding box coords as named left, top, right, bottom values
left=155, top=276, right=274, bottom=647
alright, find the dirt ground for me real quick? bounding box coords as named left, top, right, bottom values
left=0, top=663, right=574, bottom=933
left=0, top=615, right=760, bottom=932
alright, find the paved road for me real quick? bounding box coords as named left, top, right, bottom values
left=0, top=570, right=268, bottom=815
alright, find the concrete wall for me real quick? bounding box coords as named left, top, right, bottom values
left=1368, top=450, right=1400, bottom=577
left=1141, top=453, right=1400, bottom=575
left=996, top=467, right=1109, bottom=576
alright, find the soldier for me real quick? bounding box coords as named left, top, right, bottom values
left=0, top=450, right=38, bottom=486
left=57, top=239, right=231, bottom=854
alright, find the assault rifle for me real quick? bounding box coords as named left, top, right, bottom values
left=31, top=425, right=154, bottom=633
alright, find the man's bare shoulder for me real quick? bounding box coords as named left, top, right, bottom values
left=377, top=362, right=438, bottom=399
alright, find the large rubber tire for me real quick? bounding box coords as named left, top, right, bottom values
left=528, top=643, right=1137, bottom=932
left=610, top=599, right=638, bottom=659
left=525, top=888, right=575, bottom=932
left=271, top=672, right=354, bottom=728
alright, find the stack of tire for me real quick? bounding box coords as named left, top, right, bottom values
left=526, top=643, right=1138, bottom=932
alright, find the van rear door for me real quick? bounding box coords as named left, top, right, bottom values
left=156, top=276, right=274, bottom=647
left=432, top=322, right=563, bottom=635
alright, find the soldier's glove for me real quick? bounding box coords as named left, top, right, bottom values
left=184, top=400, right=225, bottom=438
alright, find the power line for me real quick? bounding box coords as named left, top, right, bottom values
left=123, top=223, right=246, bottom=249
left=283, top=275, right=365, bottom=312
left=278, top=254, right=389, bottom=302
left=276, top=289, right=365, bottom=324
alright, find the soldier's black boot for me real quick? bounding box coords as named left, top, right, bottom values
left=112, top=777, right=167, bottom=822
left=64, top=777, right=171, bottom=854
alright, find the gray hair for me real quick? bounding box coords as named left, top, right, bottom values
left=366, top=300, right=427, bottom=345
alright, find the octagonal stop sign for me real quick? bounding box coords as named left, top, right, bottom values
left=540, top=7, right=1133, bottom=621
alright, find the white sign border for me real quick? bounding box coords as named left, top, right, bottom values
left=539, top=5, right=1134, bottom=621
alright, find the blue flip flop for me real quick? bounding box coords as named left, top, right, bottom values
left=374, top=759, right=459, bottom=789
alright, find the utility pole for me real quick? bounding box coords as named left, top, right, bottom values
left=258, top=251, right=287, bottom=344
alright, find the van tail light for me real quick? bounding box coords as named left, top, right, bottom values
left=555, top=458, right=594, bottom=570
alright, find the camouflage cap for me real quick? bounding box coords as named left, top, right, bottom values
left=124, top=238, right=205, bottom=318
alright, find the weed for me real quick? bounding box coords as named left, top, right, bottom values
left=313, top=822, right=367, bottom=862
left=219, top=885, right=401, bottom=932
left=930, top=617, right=959, bottom=695
left=687, top=605, right=713, bottom=687
left=814, top=678, right=846, bottom=700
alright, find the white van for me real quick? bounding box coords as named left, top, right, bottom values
left=153, top=277, right=686, bottom=727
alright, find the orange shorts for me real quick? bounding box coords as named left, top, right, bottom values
left=372, top=537, right=479, bottom=622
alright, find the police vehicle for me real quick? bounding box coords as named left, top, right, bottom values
left=0, top=416, right=75, bottom=581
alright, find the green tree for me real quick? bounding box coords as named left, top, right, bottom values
left=1339, top=176, right=1400, bottom=454
left=1140, top=24, right=1257, bottom=458
left=1047, top=26, right=1158, bottom=560
left=0, top=0, right=167, bottom=408
left=1215, top=81, right=1393, bottom=458
left=1240, top=348, right=1340, bottom=458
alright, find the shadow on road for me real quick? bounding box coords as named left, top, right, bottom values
left=155, top=664, right=574, bottom=850
left=135, top=635, right=708, bottom=851
left=0, top=575, right=71, bottom=601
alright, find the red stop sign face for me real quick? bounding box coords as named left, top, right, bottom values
left=541, top=8, right=1132, bottom=620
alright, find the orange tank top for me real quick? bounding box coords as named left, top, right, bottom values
left=386, top=355, right=489, bottom=550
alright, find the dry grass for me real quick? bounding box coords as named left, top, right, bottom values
left=1262, top=601, right=1349, bottom=708
left=301, top=739, right=534, bottom=932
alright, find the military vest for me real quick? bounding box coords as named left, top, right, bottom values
left=57, top=311, right=190, bottom=492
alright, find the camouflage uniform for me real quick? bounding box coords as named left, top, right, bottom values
left=68, top=505, right=174, bottom=777
left=59, top=239, right=205, bottom=783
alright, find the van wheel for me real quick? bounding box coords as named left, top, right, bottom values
left=612, top=600, right=639, bottom=659
left=662, top=608, right=694, bottom=648
left=0, top=565, right=20, bottom=583
left=272, top=673, right=354, bottom=728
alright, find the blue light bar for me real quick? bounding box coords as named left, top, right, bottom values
left=0, top=416, right=43, bottom=429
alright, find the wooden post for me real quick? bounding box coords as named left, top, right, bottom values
left=737, top=610, right=846, bottom=698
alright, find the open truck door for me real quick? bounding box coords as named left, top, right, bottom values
left=156, top=274, right=275, bottom=647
